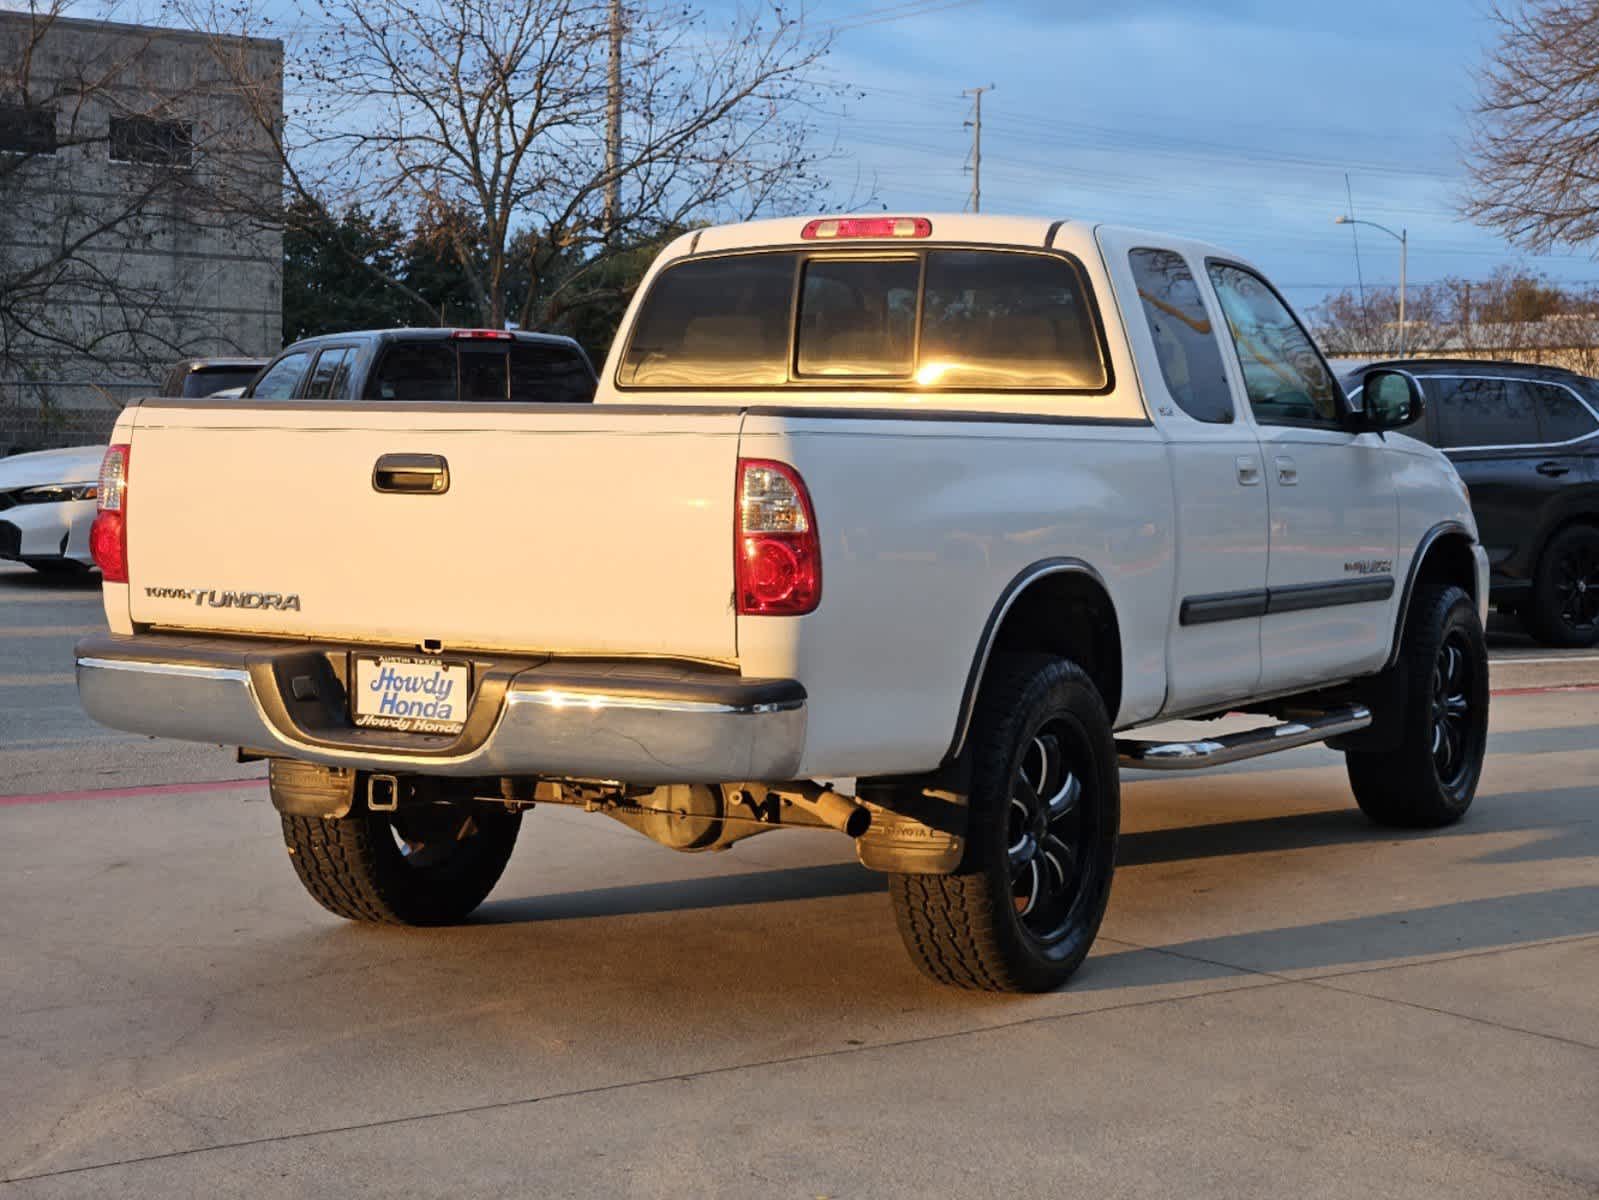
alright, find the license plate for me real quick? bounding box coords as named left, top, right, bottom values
left=351, top=655, right=470, bottom=734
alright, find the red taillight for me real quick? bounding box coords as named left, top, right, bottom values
left=450, top=328, right=514, bottom=340
left=801, top=216, right=932, bottom=240
left=736, top=459, right=821, bottom=615
left=90, top=443, right=129, bottom=583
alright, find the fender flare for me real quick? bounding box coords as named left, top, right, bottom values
left=942, top=556, right=1114, bottom=763
left=1385, top=520, right=1475, bottom=670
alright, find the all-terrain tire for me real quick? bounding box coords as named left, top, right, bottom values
left=1345, top=584, right=1488, bottom=828
left=1521, top=524, right=1599, bottom=647
left=889, top=654, right=1119, bottom=992
left=281, top=801, right=521, bottom=925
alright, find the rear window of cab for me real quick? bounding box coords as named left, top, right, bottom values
left=618, top=248, right=1109, bottom=392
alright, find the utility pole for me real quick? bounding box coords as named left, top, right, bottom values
left=603, top=0, right=623, bottom=242
left=963, top=84, right=993, bottom=213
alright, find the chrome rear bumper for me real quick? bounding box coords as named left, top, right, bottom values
left=76, top=633, right=806, bottom=784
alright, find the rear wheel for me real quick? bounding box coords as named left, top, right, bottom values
left=281, top=800, right=520, bottom=925
left=889, top=655, right=1119, bottom=992
left=1523, top=524, right=1599, bottom=647
left=1345, top=585, right=1488, bottom=827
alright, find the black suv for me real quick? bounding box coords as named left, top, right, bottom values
left=242, top=328, right=596, bottom=405
left=1345, top=359, right=1599, bottom=646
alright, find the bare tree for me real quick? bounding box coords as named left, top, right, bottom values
left=1465, top=1, right=1599, bottom=251
left=181, top=0, right=840, bottom=332
left=0, top=1, right=281, bottom=435
left=1314, top=267, right=1599, bottom=373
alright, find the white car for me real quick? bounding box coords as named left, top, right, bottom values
left=76, top=214, right=1489, bottom=991
left=0, top=444, right=105, bottom=572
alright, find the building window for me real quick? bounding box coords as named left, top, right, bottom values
left=0, top=104, right=57, bottom=155
left=108, top=115, right=193, bottom=166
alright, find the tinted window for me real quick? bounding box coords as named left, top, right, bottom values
left=1430, top=377, right=1536, bottom=448
left=370, top=342, right=456, bottom=401
left=621, top=254, right=797, bottom=386
left=796, top=258, right=919, bottom=377
left=621, top=249, right=1106, bottom=391
left=304, top=347, right=355, bottom=399
left=250, top=352, right=312, bottom=400
left=509, top=343, right=595, bottom=403
left=180, top=367, right=261, bottom=398
left=1128, top=249, right=1233, bottom=423
left=108, top=116, right=192, bottom=167
left=1207, top=262, right=1339, bottom=426
left=919, top=251, right=1104, bottom=389
left=460, top=347, right=508, bottom=401
left=1528, top=381, right=1599, bottom=443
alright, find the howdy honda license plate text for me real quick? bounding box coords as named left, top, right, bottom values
left=352, top=656, right=471, bottom=734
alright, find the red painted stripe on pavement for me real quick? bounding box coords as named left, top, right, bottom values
left=0, top=777, right=267, bottom=807
left=1492, top=683, right=1599, bottom=697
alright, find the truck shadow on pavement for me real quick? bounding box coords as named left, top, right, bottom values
left=1077, top=883, right=1599, bottom=992
left=457, top=779, right=1597, bottom=1001
left=477, top=860, right=885, bottom=924
left=0, top=567, right=100, bottom=591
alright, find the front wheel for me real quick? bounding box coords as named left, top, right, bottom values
left=1346, top=585, right=1489, bottom=827
left=281, top=799, right=521, bottom=925
left=889, top=655, right=1119, bottom=992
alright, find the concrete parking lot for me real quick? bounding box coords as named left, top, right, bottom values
left=2, top=561, right=1596, bottom=1198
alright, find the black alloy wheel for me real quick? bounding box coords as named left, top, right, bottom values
left=1430, top=631, right=1481, bottom=792
left=1006, top=720, right=1098, bottom=945
left=1551, top=537, right=1599, bottom=634
left=1346, top=584, right=1488, bottom=828
left=889, top=654, right=1119, bottom=992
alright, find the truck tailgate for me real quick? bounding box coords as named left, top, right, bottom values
left=123, top=403, right=741, bottom=662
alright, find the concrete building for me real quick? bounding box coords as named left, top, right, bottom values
left=0, top=11, right=282, bottom=451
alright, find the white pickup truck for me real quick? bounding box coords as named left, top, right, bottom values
left=76, top=215, right=1490, bottom=992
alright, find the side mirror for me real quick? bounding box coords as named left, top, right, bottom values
left=1361, top=368, right=1425, bottom=432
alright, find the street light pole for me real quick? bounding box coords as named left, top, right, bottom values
left=1335, top=215, right=1408, bottom=358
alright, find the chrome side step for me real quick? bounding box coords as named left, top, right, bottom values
left=1116, top=705, right=1371, bottom=771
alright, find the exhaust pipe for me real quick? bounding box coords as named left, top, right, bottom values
left=783, top=781, right=871, bottom=838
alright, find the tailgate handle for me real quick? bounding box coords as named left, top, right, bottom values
left=373, top=453, right=450, bottom=495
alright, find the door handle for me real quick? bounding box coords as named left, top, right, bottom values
left=1236, top=456, right=1262, bottom=486
left=1275, top=456, right=1298, bottom=485
left=373, top=453, right=450, bottom=494
left=1536, top=461, right=1571, bottom=478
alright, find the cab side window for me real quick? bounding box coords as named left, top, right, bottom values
left=1128, top=249, right=1233, bottom=423
left=304, top=346, right=355, bottom=399
left=1206, top=262, right=1341, bottom=428
left=250, top=351, right=312, bottom=400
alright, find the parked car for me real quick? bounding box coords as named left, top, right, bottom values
left=241, top=328, right=597, bottom=403
left=0, top=444, right=103, bottom=572
left=0, top=357, right=270, bottom=575
left=75, top=215, right=1488, bottom=992
left=1345, top=359, right=1599, bottom=646
left=160, top=357, right=269, bottom=398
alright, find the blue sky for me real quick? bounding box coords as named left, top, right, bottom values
left=31, top=0, right=1592, bottom=312
left=798, top=0, right=1596, bottom=309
